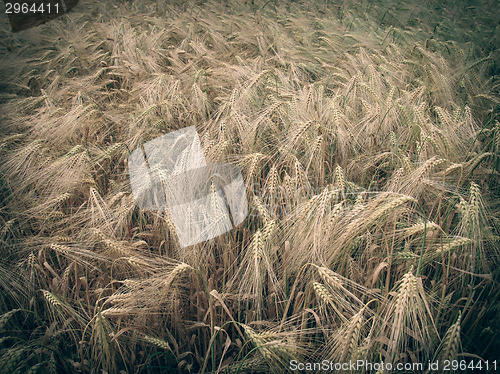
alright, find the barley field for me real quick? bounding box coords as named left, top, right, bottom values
left=0, top=0, right=498, bottom=373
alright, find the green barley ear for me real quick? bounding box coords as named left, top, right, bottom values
left=436, top=312, right=461, bottom=363
left=334, top=165, right=346, bottom=197
left=313, top=265, right=366, bottom=318
left=0, top=309, right=21, bottom=330
left=91, top=308, right=117, bottom=374
left=242, top=324, right=272, bottom=361
left=265, top=164, right=279, bottom=203
left=262, top=219, right=276, bottom=241
left=427, top=312, right=462, bottom=374
left=0, top=347, right=26, bottom=374
left=241, top=324, right=300, bottom=372
left=377, top=267, right=436, bottom=364
left=141, top=334, right=173, bottom=353
left=315, top=266, right=343, bottom=290
left=42, top=289, right=65, bottom=309
left=324, top=308, right=365, bottom=363
left=25, top=362, right=45, bottom=374
left=164, top=262, right=194, bottom=289
left=294, top=159, right=309, bottom=191
left=389, top=131, right=398, bottom=151
left=313, top=281, right=333, bottom=304
left=41, top=290, right=85, bottom=327
left=494, top=121, right=500, bottom=153
left=253, top=195, right=271, bottom=223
